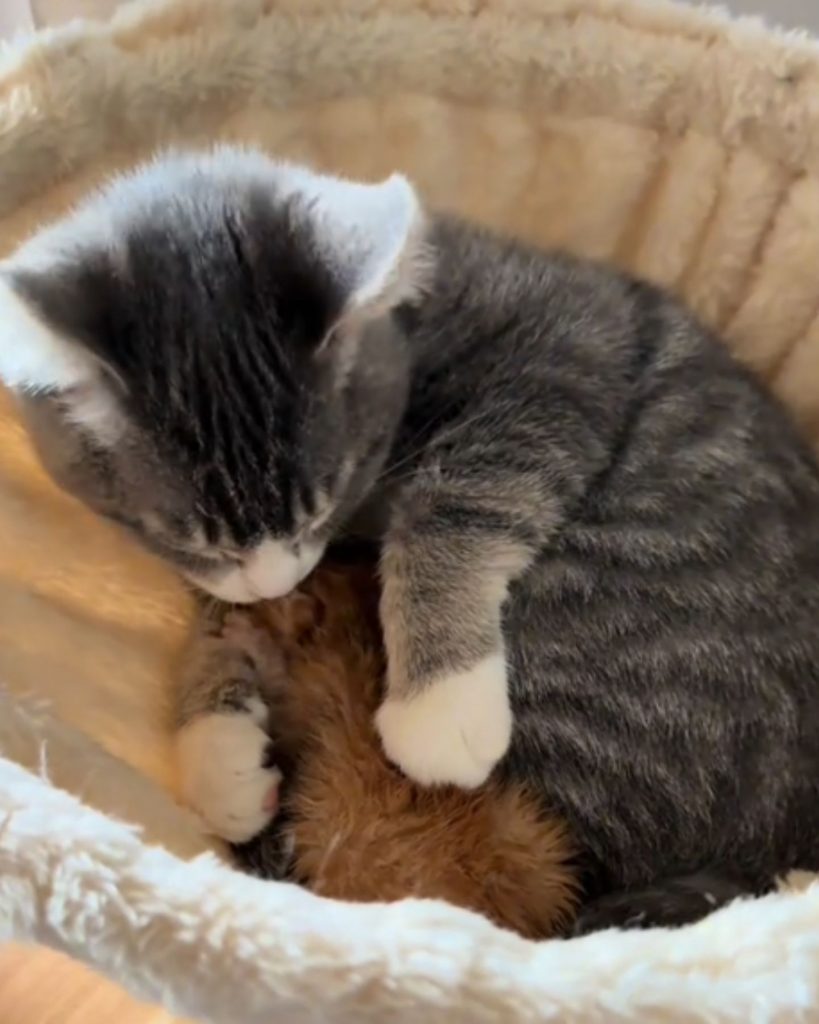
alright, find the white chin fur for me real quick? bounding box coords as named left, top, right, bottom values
left=189, top=537, right=325, bottom=603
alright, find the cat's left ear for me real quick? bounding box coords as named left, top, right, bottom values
left=299, top=169, right=432, bottom=321
left=0, top=254, right=127, bottom=444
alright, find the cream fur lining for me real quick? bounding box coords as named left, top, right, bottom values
left=2, top=0, right=819, bottom=1020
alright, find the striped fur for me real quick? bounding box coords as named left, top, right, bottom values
left=5, top=151, right=819, bottom=929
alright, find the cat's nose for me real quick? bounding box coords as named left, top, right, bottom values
left=240, top=537, right=325, bottom=600
left=243, top=544, right=301, bottom=599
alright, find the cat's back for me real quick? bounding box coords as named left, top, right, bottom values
left=415, top=215, right=819, bottom=524
left=414, top=215, right=773, bottom=432
left=420, top=216, right=819, bottom=891
left=427, top=212, right=819, bottom=541
left=467, top=253, right=819, bottom=890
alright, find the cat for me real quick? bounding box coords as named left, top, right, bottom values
left=180, top=556, right=579, bottom=939
left=2, top=147, right=819, bottom=931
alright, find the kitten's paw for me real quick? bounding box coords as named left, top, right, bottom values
left=176, top=699, right=281, bottom=844
left=375, top=653, right=512, bottom=788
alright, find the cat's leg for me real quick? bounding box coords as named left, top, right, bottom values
left=175, top=607, right=286, bottom=844
left=375, top=388, right=588, bottom=790
left=571, top=872, right=763, bottom=934
left=375, top=503, right=530, bottom=789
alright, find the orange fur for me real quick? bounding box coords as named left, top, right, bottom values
left=250, top=561, right=579, bottom=939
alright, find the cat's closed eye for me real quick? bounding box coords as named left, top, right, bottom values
left=104, top=510, right=232, bottom=569
left=164, top=539, right=240, bottom=565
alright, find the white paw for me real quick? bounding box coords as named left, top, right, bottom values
left=375, top=653, right=512, bottom=788
left=176, top=699, right=281, bottom=844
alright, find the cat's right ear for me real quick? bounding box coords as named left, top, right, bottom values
left=282, top=167, right=433, bottom=325
left=0, top=265, right=125, bottom=443
left=286, top=169, right=433, bottom=375
left=318, top=173, right=432, bottom=319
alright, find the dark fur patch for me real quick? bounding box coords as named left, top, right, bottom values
left=572, top=872, right=766, bottom=934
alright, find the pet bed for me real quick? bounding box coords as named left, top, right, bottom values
left=3, top=0, right=819, bottom=1020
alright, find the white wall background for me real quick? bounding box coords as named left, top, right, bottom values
left=694, top=0, right=819, bottom=33
left=4, top=2, right=819, bottom=39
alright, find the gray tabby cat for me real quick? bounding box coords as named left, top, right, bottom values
left=3, top=147, right=819, bottom=932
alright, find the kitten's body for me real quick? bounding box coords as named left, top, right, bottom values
left=376, top=220, right=819, bottom=903
left=3, top=150, right=819, bottom=929
left=205, top=562, right=579, bottom=939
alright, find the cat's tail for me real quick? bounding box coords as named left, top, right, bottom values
left=571, top=870, right=769, bottom=935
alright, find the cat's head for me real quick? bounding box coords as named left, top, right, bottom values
left=0, top=148, right=430, bottom=601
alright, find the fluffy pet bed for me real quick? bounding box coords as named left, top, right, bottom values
left=3, top=0, right=819, bottom=1020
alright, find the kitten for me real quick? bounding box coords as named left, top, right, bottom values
left=182, top=558, right=579, bottom=939
left=3, top=148, right=819, bottom=931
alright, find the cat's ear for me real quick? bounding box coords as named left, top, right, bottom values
left=0, top=272, right=92, bottom=392
left=0, top=263, right=125, bottom=443
left=293, top=169, right=432, bottom=320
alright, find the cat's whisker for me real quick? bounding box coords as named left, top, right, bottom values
left=376, top=408, right=492, bottom=487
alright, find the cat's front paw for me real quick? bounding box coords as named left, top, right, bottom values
left=176, top=698, right=282, bottom=844
left=375, top=653, right=512, bottom=788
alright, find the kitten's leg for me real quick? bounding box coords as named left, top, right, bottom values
left=233, top=815, right=298, bottom=882
left=376, top=509, right=530, bottom=789
left=375, top=385, right=588, bottom=790
left=175, top=607, right=286, bottom=844
left=571, top=872, right=762, bottom=934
